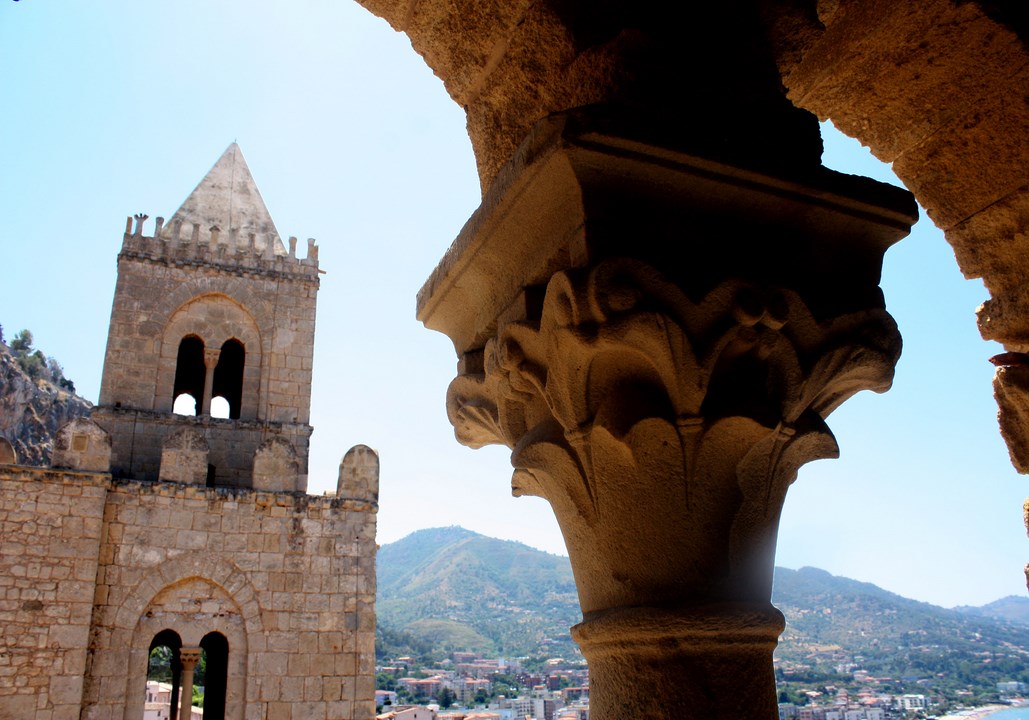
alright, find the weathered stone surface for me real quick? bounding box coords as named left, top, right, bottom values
left=0, top=465, right=378, bottom=720
left=0, top=436, right=15, bottom=464
left=994, top=365, right=1029, bottom=474
left=337, top=444, right=379, bottom=502
left=359, top=1, right=822, bottom=191
left=762, top=0, right=1029, bottom=478
left=158, top=427, right=209, bottom=485
left=51, top=418, right=111, bottom=472
left=163, top=143, right=285, bottom=256
left=0, top=469, right=107, bottom=720
left=252, top=436, right=300, bottom=492
left=0, top=467, right=382, bottom=720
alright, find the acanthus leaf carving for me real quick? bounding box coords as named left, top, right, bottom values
left=446, top=373, right=503, bottom=449
left=444, top=258, right=901, bottom=608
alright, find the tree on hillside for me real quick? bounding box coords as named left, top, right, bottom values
left=6, top=327, right=76, bottom=392
left=438, top=687, right=455, bottom=709
left=47, top=357, right=75, bottom=392
left=10, top=329, right=32, bottom=354
left=18, top=350, right=46, bottom=381
left=147, top=646, right=174, bottom=683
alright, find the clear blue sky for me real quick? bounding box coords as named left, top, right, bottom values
left=2, top=1, right=1024, bottom=609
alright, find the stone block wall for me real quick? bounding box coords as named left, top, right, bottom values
left=0, top=460, right=377, bottom=720
left=95, top=243, right=319, bottom=489
left=98, top=238, right=319, bottom=424
left=80, top=479, right=376, bottom=720
left=91, top=407, right=312, bottom=489
left=0, top=468, right=108, bottom=720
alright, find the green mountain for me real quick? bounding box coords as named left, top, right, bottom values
left=955, top=595, right=1029, bottom=626
left=773, top=567, right=1029, bottom=687
left=376, top=527, right=1029, bottom=699
left=376, top=526, right=580, bottom=659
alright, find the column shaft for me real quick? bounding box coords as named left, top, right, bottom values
left=202, top=349, right=219, bottom=415
left=178, top=647, right=202, bottom=720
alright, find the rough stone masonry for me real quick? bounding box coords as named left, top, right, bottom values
left=0, top=145, right=377, bottom=720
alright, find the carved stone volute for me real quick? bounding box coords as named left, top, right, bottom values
left=448, top=259, right=900, bottom=614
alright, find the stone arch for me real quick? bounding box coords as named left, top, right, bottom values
left=159, top=276, right=275, bottom=338
left=761, top=1, right=1029, bottom=467
left=339, top=5, right=1029, bottom=715
left=110, top=555, right=262, bottom=720
left=145, top=629, right=183, bottom=720
left=199, top=631, right=230, bottom=720
left=353, top=0, right=1027, bottom=324
left=154, top=294, right=263, bottom=419
left=352, top=1, right=1029, bottom=473
left=172, top=334, right=206, bottom=415
left=125, top=579, right=248, bottom=720
left=212, top=338, right=246, bottom=419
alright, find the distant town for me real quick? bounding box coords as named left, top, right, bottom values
left=376, top=651, right=589, bottom=720
left=374, top=651, right=1028, bottom=720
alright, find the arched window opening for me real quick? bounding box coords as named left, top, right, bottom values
left=173, top=336, right=206, bottom=413
left=146, top=630, right=182, bottom=720
left=212, top=339, right=244, bottom=420
left=199, top=632, right=229, bottom=720
left=173, top=393, right=198, bottom=416
left=209, top=396, right=230, bottom=419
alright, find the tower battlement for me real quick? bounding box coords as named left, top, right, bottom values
left=96, top=144, right=322, bottom=490
left=121, top=214, right=320, bottom=279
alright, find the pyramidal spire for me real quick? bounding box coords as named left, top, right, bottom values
left=164, top=143, right=285, bottom=255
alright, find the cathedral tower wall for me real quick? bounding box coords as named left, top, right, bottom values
left=0, top=144, right=377, bottom=720
left=80, top=477, right=377, bottom=720
left=0, top=468, right=107, bottom=720
left=0, top=462, right=378, bottom=720
left=93, top=144, right=321, bottom=491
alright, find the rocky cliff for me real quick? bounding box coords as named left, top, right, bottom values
left=0, top=345, right=92, bottom=465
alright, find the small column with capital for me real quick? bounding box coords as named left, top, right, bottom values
left=201, top=348, right=220, bottom=416
left=178, top=648, right=202, bottom=720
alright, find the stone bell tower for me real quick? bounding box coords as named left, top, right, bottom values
left=92, top=143, right=320, bottom=491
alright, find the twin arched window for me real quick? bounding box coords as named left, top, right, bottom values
left=172, top=337, right=245, bottom=419
left=146, top=630, right=228, bottom=720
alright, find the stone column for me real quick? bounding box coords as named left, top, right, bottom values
left=178, top=647, right=202, bottom=720
left=202, top=349, right=220, bottom=416
left=418, top=112, right=917, bottom=719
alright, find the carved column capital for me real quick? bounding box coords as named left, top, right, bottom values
left=178, top=647, right=202, bottom=671
left=203, top=348, right=221, bottom=368
left=420, top=113, right=915, bottom=719
left=449, top=259, right=899, bottom=608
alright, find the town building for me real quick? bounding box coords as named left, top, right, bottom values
left=377, top=706, right=438, bottom=720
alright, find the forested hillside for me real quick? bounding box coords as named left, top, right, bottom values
left=377, top=527, right=1029, bottom=702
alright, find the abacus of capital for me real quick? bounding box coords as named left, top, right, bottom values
left=418, top=112, right=917, bottom=720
